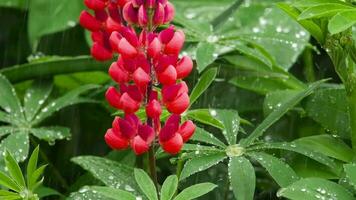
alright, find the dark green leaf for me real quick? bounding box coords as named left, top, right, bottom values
left=344, top=163, right=356, bottom=189
left=277, top=178, right=354, bottom=200
left=186, top=109, right=224, bottom=130
left=91, top=186, right=136, bottom=200
left=190, top=68, right=217, bottom=105
left=211, top=0, right=244, bottom=30
left=0, top=74, right=24, bottom=120
left=196, top=42, right=217, bottom=73
left=0, top=133, right=29, bottom=162
left=134, top=168, right=158, bottom=200
left=180, top=153, right=226, bottom=181
left=174, top=183, right=217, bottom=200
left=35, top=186, right=62, bottom=198
left=161, top=175, right=178, bottom=200
left=30, top=126, right=71, bottom=144
left=191, top=127, right=226, bottom=148
left=241, top=80, right=325, bottom=146
left=23, top=79, right=53, bottom=122
left=215, top=109, right=240, bottom=145
left=248, top=152, right=299, bottom=187
left=229, top=156, right=255, bottom=200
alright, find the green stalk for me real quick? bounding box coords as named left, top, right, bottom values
left=348, top=91, right=356, bottom=149
left=302, top=47, right=316, bottom=82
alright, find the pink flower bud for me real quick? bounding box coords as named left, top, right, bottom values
left=148, top=37, right=162, bottom=58
left=109, top=31, right=122, bottom=52
left=119, top=27, right=139, bottom=47
left=138, top=5, right=148, bottom=27
left=176, top=56, right=193, bottom=79
left=105, top=87, right=122, bottom=109
left=133, top=67, right=151, bottom=88
left=165, top=30, right=185, bottom=55
left=163, top=2, right=175, bottom=24
left=109, top=62, right=130, bottom=83
left=178, top=120, right=195, bottom=142
left=119, top=118, right=137, bottom=139
left=158, top=65, right=177, bottom=85
left=159, top=26, right=175, bottom=44
left=106, top=17, right=122, bottom=33
left=162, top=82, right=188, bottom=102
left=91, top=42, right=113, bottom=61
left=153, top=3, right=165, bottom=26
left=84, top=0, right=107, bottom=10
left=79, top=11, right=102, bottom=32
left=92, top=31, right=104, bottom=43
left=146, top=99, right=162, bottom=118
left=131, top=136, right=150, bottom=155
left=118, top=38, right=138, bottom=57
left=123, top=3, right=138, bottom=24
left=138, top=124, right=155, bottom=143
left=119, top=93, right=141, bottom=114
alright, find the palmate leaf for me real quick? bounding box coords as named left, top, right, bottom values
left=173, top=183, right=217, bottom=200
left=161, top=175, right=178, bottom=200
left=179, top=152, right=226, bottom=181
left=186, top=109, right=224, bottom=130
left=344, top=163, right=356, bottom=190
left=71, top=156, right=139, bottom=193
left=191, top=127, right=226, bottom=148
left=0, top=132, right=29, bottom=162
left=0, top=74, right=24, bottom=120
left=215, top=109, right=240, bottom=145
left=67, top=186, right=113, bottom=200
left=277, top=178, right=354, bottom=200
left=247, top=152, right=299, bottom=187
left=134, top=169, right=158, bottom=200
left=91, top=186, right=136, bottom=200
left=4, top=150, right=25, bottom=188
left=240, top=80, right=325, bottom=146
left=249, top=142, right=340, bottom=173
left=196, top=42, right=217, bottom=72
left=229, top=156, right=255, bottom=200
left=32, top=84, right=99, bottom=125
left=23, top=79, right=53, bottom=122
left=30, top=126, right=71, bottom=144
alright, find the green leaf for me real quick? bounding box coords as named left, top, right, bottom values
left=196, top=42, right=217, bottom=73
left=277, top=3, right=324, bottom=43
left=23, top=79, right=53, bottom=122
left=229, top=156, right=255, bottom=200
left=174, top=183, right=217, bottom=200
left=35, top=186, right=62, bottom=198
left=32, top=84, right=99, bottom=125
left=247, top=152, right=299, bottom=187
left=329, top=10, right=356, bottom=35
left=186, top=109, right=224, bottom=130
left=0, top=0, right=28, bottom=9
left=0, top=127, right=17, bottom=138
left=298, top=3, right=354, bottom=20
left=190, top=68, right=217, bottom=105
left=27, top=146, right=39, bottom=188
left=0, top=171, right=21, bottom=192
left=0, top=133, right=29, bottom=162
left=263, top=90, right=300, bottom=116
left=344, top=163, right=356, bottom=189
left=211, top=0, right=244, bottom=30
left=71, top=156, right=138, bottom=193
left=295, top=135, right=353, bottom=162
left=0, top=56, right=112, bottom=84
left=250, top=142, right=340, bottom=171
left=161, top=175, right=178, bottom=200
left=180, top=153, right=226, bottom=181
left=277, top=178, right=354, bottom=200
left=0, top=74, right=24, bottom=119
left=292, top=0, right=351, bottom=8
left=191, top=127, right=226, bottom=148
left=30, top=126, right=71, bottom=144
left=29, top=164, right=47, bottom=190
left=68, top=186, right=113, bottom=200
left=305, top=87, right=350, bottom=138
left=91, top=186, right=136, bottom=200
left=28, top=0, right=84, bottom=46
left=241, top=80, right=325, bottom=146
left=214, top=110, right=240, bottom=145
left=134, top=169, right=158, bottom=200
left=4, top=151, right=25, bottom=188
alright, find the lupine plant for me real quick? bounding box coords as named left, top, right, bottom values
left=2, top=0, right=356, bottom=199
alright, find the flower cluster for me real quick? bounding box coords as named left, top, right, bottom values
left=80, top=0, right=195, bottom=155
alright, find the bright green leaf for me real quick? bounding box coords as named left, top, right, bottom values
left=190, top=68, right=217, bottom=105
left=229, top=156, right=255, bottom=200
left=27, top=146, right=39, bottom=188
left=161, top=175, right=178, bottom=200
left=134, top=168, right=158, bottom=200
left=191, top=127, right=226, bottom=148
left=4, top=151, right=25, bottom=188
left=298, top=3, right=354, bottom=20
left=91, top=186, right=136, bottom=200
left=215, top=109, right=240, bottom=145
left=186, top=109, right=224, bottom=130
left=196, top=42, right=217, bottom=73
left=174, top=183, right=217, bottom=200
left=0, top=171, right=21, bottom=192
left=329, top=10, right=356, bottom=34
left=30, top=126, right=71, bottom=144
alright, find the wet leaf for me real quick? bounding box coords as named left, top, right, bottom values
left=229, top=156, right=255, bottom=200
left=215, top=109, right=240, bottom=145
left=0, top=132, right=29, bottom=162
left=30, top=126, right=71, bottom=144
left=190, top=68, right=217, bottom=105
left=161, top=175, right=178, bottom=200
left=186, top=109, right=224, bottom=130
left=174, top=183, right=217, bottom=200
left=134, top=169, right=158, bottom=200
left=191, top=127, right=226, bottom=148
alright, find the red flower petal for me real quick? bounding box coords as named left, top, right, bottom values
left=161, top=133, right=183, bottom=155
left=105, top=86, right=122, bottom=109
left=163, top=2, right=175, bottom=24
left=79, top=11, right=102, bottom=32
left=133, top=67, right=151, bottom=88
left=146, top=99, right=162, bottom=118
left=178, top=120, right=196, bottom=142
left=148, top=37, right=162, bottom=58
left=176, top=56, right=193, bottom=79
left=123, top=3, right=138, bottom=24
left=131, top=136, right=150, bottom=155
left=119, top=93, right=141, bottom=114
left=158, top=26, right=175, bottom=44
left=158, top=65, right=177, bottom=85
left=109, top=62, right=130, bottom=83
left=138, top=5, right=148, bottom=26
left=162, top=82, right=188, bottom=102
left=106, top=17, right=122, bottom=33
left=153, top=3, right=165, bottom=25
left=84, top=0, right=107, bottom=10
left=91, top=42, right=113, bottom=61
left=105, top=129, right=130, bottom=150
left=166, top=92, right=190, bottom=114
left=138, top=124, right=155, bottom=143
left=118, top=38, right=138, bottom=57
left=164, top=30, right=185, bottom=55
left=119, top=118, right=137, bottom=139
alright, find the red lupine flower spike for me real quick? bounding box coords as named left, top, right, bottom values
left=176, top=56, right=193, bottom=79
left=164, top=30, right=185, bottom=55
left=123, top=3, right=139, bottom=24
left=105, top=129, right=130, bottom=149
left=84, top=0, right=107, bottom=10
left=138, top=5, right=148, bottom=27
left=160, top=133, right=183, bottom=155
left=163, top=2, right=175, bottom=23
left=157, top=65, right=177, bottom=85
left=109, top=62, right=130, bottom=83
left=178, top=120, right=196, bottom=142
left=91, top=42, right=113, bottom=61
left=131, top=136, right=149, bottom=155
left=79, top=11, right=102, bottom=32
left=153, top=3, right=165, bottom=26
